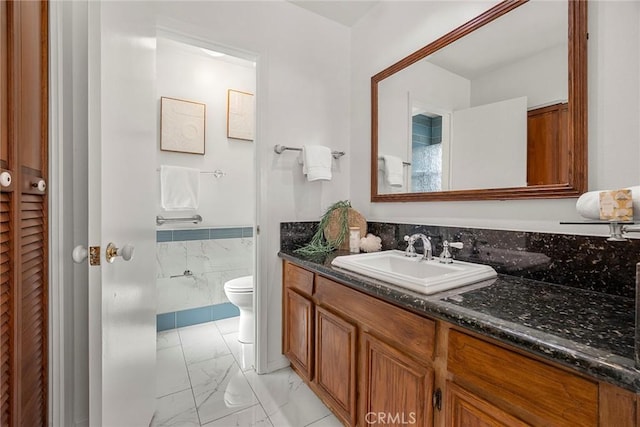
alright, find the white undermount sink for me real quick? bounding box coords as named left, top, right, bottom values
left=331, top=250, right=497, bottom=295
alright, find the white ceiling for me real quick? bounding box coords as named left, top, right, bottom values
left=288, top=1, right=567, bottom=82
left=288, top=1, right=379, bottom=27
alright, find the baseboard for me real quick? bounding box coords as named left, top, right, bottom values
left=264, top=355, right=290, bottom=374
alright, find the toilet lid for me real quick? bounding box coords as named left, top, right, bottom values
left=224, top=275, right=253, bottom=292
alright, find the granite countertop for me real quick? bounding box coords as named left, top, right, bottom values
left=278, top=249, right=640, bottom=392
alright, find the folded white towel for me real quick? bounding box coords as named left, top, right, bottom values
left=300, top=145, right=332, bottom=181
left=576, top=185, right=640, bottom=219
left=382, top=155, right=404, bottom=187
left=160, top=165, right=200, bottom=211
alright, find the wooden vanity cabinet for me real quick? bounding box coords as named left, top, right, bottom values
left=283, top=261, right=437, bottom=426
left=361, top=332, right=434, bottom=427
left=282, top=260, right=640, bottom=427
left=315, top=306, right=357, bottom=425
left=446, top=329, right=598, bottom=427
left=283, top=262, right=315, bottom=381
left=445, top=381, right=531, bottom=427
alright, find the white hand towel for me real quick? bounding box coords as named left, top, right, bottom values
left=160, top=165, right=200, bottom=210
left=300, top=145, right=332, bottom=181
left=382, top=155, right=404, bottom=187
left=576, top=185, right=640, bottom=219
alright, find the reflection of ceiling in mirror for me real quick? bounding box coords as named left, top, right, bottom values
left=428, top=0, right=567, bottom=80
left=288, top=1, right=379, bottom=26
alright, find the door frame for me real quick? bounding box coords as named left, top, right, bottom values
left=49, top=1, right=90, bottom=426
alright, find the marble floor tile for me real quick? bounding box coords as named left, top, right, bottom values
left=188, top=354, right=259, bottom=425
left=155, top=321, right=334, bottom=427
left=201, top=404, right=273, bottom=427
left=179, top=322, right=231, bottom=365
left=150, top=389, right=200, bottom=427
left=223, top=331, right=254, bottom=371
left=305, top=413, right=344, bottom=427
left=245, top=367, right=331, bottom=426
left=215, top=316, right=240, bottom=335
left=156, top=345, right=191, bottom=398
left=157, top=329, right=181, bottom=350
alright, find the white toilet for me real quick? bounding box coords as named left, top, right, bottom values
left=224, top=275, right=254, bottom=343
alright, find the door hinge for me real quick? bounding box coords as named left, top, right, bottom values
left=256, top=225, right=260, bottom=235
left=433, top=388, right=442, bottom=411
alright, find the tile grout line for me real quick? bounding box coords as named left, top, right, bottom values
left=201, top=319, right=264, bottom=426
left=176, top=326, right=204, bottom=427
left=216, top=319, right=275, bottom=426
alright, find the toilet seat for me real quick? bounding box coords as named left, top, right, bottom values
left=224, top=275, right=253, bottom=293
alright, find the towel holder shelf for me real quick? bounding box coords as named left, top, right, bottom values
left=274, top=144, right=345, bottom=159
left=156, top=214, right=203, bottom=226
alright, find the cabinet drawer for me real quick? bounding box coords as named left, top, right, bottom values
left=284, top=261, right=314, bottom=296
left=315, top=275, right=435, bottom=361
left=448, top=330, right=597, bottom=426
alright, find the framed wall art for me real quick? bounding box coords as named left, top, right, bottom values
left=227, top=89, right=254, bottom=141
left=160, top=96, right=206, bottom=154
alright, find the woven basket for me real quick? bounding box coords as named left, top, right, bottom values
left=323, top=207, right=367, bottom=251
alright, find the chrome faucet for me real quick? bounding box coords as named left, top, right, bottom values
left=439, top=240, right=464, bottom=264
left=404, top=234, right=432, bottom=260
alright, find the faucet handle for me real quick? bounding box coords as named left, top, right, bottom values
left=404, top=235, right=417, bottom=257
left=449, top=242, right=464, bottom=249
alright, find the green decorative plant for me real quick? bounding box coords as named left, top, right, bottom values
left=294, top=200, right=351, bottom=256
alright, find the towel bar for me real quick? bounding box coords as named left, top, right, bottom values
left=274, top=144, right=345, bottom=159
left=378, top=157, right=411, bottom=166
left=156, top=168, right=225, bottom=178
left=156, top=214, right=203, bottom=226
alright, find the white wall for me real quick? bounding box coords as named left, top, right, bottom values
left=351, top=1, right=640, bottom=237
left=153, top=1, right=351, bottom=371
left=471, top=43, right=568, bottom=108
left=156, top=37, right=255, bottom=228
left=450, top=97, right=527, bottom=190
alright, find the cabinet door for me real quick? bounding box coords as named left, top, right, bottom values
left=445, top=382, right=531, bottom=427
left=283, top=288, right=314, bottom=381
left=315, top=306, right=357, bottom=426
left=360, top=332, right=434, bottom=427
left=526, top=103, right=568, bottom=185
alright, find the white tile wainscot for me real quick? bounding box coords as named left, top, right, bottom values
left=156, top=227, right=253, bottom=330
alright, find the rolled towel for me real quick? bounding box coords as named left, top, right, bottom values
left=576, top=185, right=640, bottom=220
left=382, top=155, right=404, bottom=187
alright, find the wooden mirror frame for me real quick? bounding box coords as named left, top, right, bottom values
left=371, top=0, right=587, bottom=202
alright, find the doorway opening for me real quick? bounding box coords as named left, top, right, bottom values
left=154, top=31, right=259, bottom=380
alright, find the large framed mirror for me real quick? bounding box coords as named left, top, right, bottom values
left=371, top=0, right=587, bottom=202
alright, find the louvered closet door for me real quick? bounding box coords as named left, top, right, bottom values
left=0, top=1, right=49, bottom=425
left=0, top=2, right=12, bottom=425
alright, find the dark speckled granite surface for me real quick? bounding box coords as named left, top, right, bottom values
left=278, top=245, right=640, bottom=392
left=282, top=221, right=640, bottom=298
